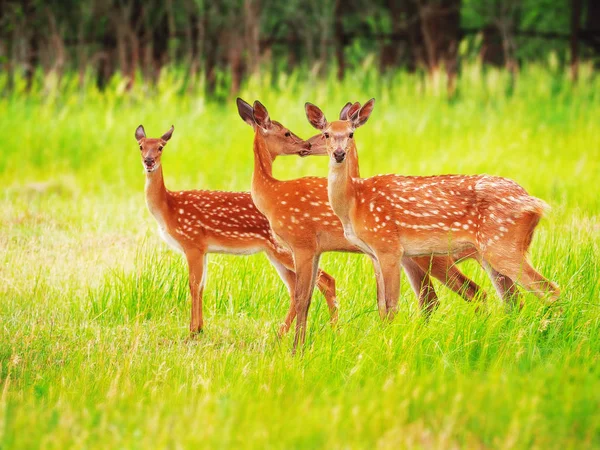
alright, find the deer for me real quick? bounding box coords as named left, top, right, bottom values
left=237, top=98, right=487, bottom=351
left=304, top=98, right=560, bottom=321
left=135, top=124, right=338, bottom=337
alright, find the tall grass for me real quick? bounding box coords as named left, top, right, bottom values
left=1, top=64, right=599, bottom=448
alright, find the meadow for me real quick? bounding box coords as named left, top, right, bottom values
left=1, top=64, right=600, bottom=449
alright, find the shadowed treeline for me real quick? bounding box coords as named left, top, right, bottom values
left=1, top=0, right=599, bottom=97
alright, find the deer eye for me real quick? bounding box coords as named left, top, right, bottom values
left=285, top=132, right=291, bottom=137
left=158, top=146, right=163, bottom=152
left=139, top=145, right=143, bottom=151
left=349, top=133, right=354, bottom=139
left=324, top=133, right=330, bottom=139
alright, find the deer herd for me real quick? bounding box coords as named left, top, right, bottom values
left=135, top=98, right=560, bottom=351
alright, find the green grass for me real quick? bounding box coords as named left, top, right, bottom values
left=1, top=64, right=600, bottom=449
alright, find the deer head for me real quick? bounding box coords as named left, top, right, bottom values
left=304, top=102, right=362, bottom=157
left=236, top=98, right=314, bottom=158
left=305, top=99, right=375, bottom=164
left=135, top=125, right=174, bottom=173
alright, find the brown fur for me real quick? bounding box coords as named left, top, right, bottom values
left=136, top=124, right=337, bottom=336
left=304, top=101, right=559, bottom=316
left=245, top=101, right=487, bottom=351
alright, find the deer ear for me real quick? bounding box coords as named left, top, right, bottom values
left=347, top=102, right=361, bottom=120
left=161, top=125, right=174, bottom=142
left=351, top=98, right=375, bottom=129
left=339, top=102, right=352, bottom=120
left=339, top=102, right=361, bottom=120
left=236, top=97, right=255, bottom=127
left=135, top=125, right=146, bottom=141
left=252, top=101, right=272, bottom=130
left=305, top=103, right=328, bottom=130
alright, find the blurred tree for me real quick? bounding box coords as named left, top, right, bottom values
left=416, top=0, right=461, bottom=93
left=571, top=0, right=582, bottom=80
left=585, top=0, right=600, bottom=60
left=0, top=0, right=596, bottom=95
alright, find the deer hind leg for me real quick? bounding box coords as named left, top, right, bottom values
left=186, top=249, right=207, bottom=335
left=423, top=255, right=487, bottom=302
left=266, top=255, right=298, bottom=336
left=292, top=249, right=321, bottom=353
left=481, top=259, right=520, bottom=307
left=483, top=253, right=560, bottom=304
left=315, top=270, right=338, bottom=326
left=481, top=210, right=559, bottom=304
left=368, top=255, right=388, bottom=320
left=401, top=257, right=438, bottom=316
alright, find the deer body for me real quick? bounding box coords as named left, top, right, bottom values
left=305, top=99, right=559, bottom=318
left=331, top=169, right=547, bottom=258
left=136, top=125, right=338, bottom=336
left=239, top=99, right=486, bottom=350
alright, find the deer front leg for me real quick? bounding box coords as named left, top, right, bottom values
left=292, top=249, right=320, bottom=353
left=401, top=257, right=439, bottom=315
left=374, top=247, right=403, bottom=320
left=368, top=255, right=387, bottom=320
left=186, top=249, right=207, bottom=335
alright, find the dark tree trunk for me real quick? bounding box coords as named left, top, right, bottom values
left=152, top=12, right=170, bottom=75
left=585, top=0, right=600, bottom=60
left=23, top=0, right=39, bottom=90
left=481, top=24, right=504, bottom=66
left=244, top=0, right=261, bottom=75
left=380, top=0, right=403, bottom=71
left=571, top=0, right=582, bottom=80
left=334, top=0, right=345, bottom=80
left=406, top=0, right=423, bottom=71
left=418, top=0, right=461, bottom=94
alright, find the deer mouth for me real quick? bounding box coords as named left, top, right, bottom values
left=144, top=163, right=158, bottom=173
left=333, top=151, right=346, bottom=163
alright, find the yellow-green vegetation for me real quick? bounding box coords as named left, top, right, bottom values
left=1, top=65, right=599, bottom=448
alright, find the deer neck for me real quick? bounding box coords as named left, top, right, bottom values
left=251, top=131, right=277, bottom=211
left=327, top=151, right=357, bottom=229
left=144, top=165, right=170, bottom=227
left=346, top=141, right=360, bottom=178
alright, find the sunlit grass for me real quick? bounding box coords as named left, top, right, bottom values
left=1, top=64, right=599, bottom=448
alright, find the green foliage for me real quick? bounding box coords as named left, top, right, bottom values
left=1, top=65, right=599, bottom=448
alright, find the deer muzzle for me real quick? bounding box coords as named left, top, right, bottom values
left=333, top=149, right=346, bottom=163
left=144, top=157, right=156, bottom=170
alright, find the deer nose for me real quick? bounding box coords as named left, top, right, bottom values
left=333, top=148, right=346, bottom=163
left=144, top=157, right=154, bottom=167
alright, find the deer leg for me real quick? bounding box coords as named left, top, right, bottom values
left=484, top=254, right=560, bottom=305
left=402, top=257, right=439, bottom=316
left=267, top=249, right=338, bottom=334
left=481, top=259, right=520, bottom=306
left=292, top=249, right=320, bottom=353
left=368, top=255, right=387, bottom=320
left=418, top=255, right=487, bottom=302
left=315, top=270, right=339, bottom=326
left=515, top=261, right=560, bottom=303
left=186, top=249, right=207, bottom=335
left=373, top=249, right=402, bottom=320
left=266, top=255, right=298, bottom=336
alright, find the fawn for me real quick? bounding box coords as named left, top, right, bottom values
left=238, top=98, right=486, bottom=350
left=305, top=99, right=560, bottom=319
left=135, top=124, right=337, bottom=336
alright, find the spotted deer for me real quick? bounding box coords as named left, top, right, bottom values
left=135, top=124, right=337, bottom=336
left=238, top=98, right=486, bottom=351
left=305, top=98, right=560, bottom=320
